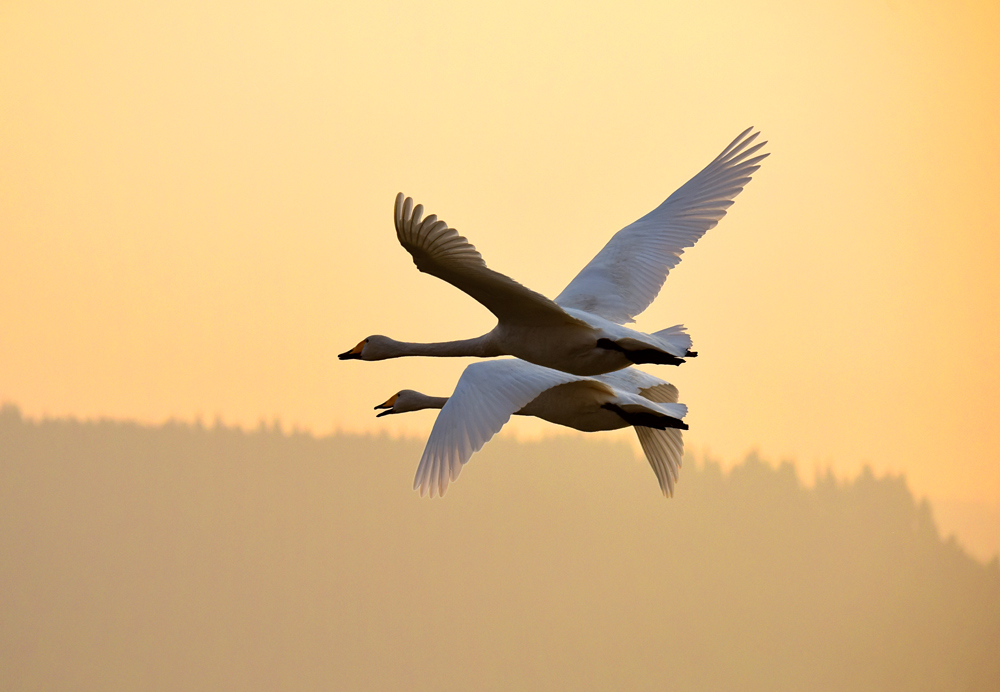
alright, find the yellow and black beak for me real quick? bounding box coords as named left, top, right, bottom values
left=374, top=393, right=398, bottom=417
left=338, top=339, right=367, bottom=361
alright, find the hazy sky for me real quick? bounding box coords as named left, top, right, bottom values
left=2, top=1, right=999, bottom=511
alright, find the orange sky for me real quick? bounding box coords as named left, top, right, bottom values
left=2, top=1, right=999, bottom=525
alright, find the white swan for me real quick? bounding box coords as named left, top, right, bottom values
left=340, top=128, right=767, bottom=376
left=375, top=359, right=688, bottom=498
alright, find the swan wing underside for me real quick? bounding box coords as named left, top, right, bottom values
left=414, top=359, right=581, bottom=497
left=599, top=369, right=683, bottom=495
left=637, top=382, right=680, bottom=405
left=633, top=379, right=683, bottom=495
left=555, top=128, right=769, bottom=324
left=395, top=194, right=584, bottom=327
left=634, top=426, right=684, bottom=497
left=595, top=368, right=678, bottom=402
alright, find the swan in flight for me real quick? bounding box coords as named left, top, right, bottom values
left=375, top=359, right=688, bottom=498
left=340, top=127, right=768, bottom=376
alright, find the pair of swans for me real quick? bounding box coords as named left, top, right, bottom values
left=343, top=127, right=768, bottom=496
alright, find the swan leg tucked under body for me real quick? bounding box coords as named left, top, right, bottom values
left=375, top=359, right=688, bottom=498
left=340, top=128, right=767, bottom=377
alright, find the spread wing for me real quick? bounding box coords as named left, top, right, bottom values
left=634, top=426, right=684, bottom=497
left=632, top=376, right=685, bottom=497
left=414, top=359, right=581, bottom=497
left=394, top=194, right=585, bottom=328
left=555, top=128, right=769, bottom=324
left=598, top=368, right=685, bottom=496
left=595, top=367, right=678, bottom=401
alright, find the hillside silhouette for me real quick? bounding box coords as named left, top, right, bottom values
left=1, top=404, right=998, bottom=691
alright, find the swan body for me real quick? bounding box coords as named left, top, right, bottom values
left=341, top=127, right=767, bottom=376
left=375, top=359, right=688, bottom=498
left=351, top=320, right=693, bottom=376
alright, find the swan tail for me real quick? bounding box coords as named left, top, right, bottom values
left=600, top=402, right=689, bottom=430
left=596, top=338, right=687, bottom=366
left=651, top=324, right=695, bottom=357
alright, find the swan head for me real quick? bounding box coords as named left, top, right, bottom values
left=338, top=335, right=395, bottom=361
left=374, top=389, right=438, bottom=417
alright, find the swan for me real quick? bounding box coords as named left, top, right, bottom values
left=374, top=358, right=688, bottom=498
left=340, top=127, right=767, bottom=376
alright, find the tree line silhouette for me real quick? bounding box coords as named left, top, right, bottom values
left=1, top=403, right=997, bottom=691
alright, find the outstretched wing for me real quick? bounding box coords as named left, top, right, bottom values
left=394, top=194, right=584, bottom=327
left=598, top=368, right=685, bottom=496
left=414, top=359, right=581, bottom=497
left=595, top=367, right=678, bottom=401
left=555, top=128, right=769, bottom=324
left=634, top=427, right=684, bottom=497
left=633, top=375, right=685, bottom=497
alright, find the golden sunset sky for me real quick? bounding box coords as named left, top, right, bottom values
left=2, top=2, right=998, bottom=549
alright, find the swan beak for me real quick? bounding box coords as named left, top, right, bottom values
left=338, top=339, right=367, bottom=360
left=374, top=393, right=398, bottom=417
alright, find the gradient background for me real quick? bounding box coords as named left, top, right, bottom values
left=2, top=1, right=998, bottom=557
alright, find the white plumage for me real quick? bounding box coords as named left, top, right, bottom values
left=340, top=128, right=768, bottom=377
left=375, top=359, right=688, bottom=498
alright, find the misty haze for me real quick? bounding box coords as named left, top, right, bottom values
left=2, top=405, right=997, bottom=691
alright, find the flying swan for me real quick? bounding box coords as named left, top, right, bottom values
left=375, top=358, right=688, bottom=498
left=340, top=127, right=767, bottom=377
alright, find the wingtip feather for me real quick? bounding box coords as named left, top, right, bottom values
left=394, top=192, right=405, bottom=230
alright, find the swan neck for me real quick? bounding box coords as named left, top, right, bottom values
left=392, top=334, right=500, bottom=358
left=416, top=394, right=450, bottom=410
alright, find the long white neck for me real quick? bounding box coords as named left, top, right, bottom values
left=384, top=334, right=502, bottom=359
left=408, top=393, right=450, bottom=411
